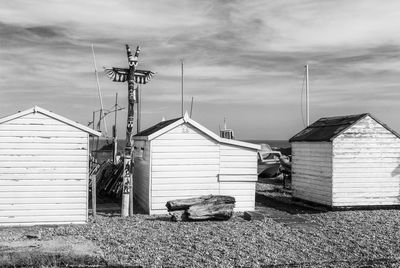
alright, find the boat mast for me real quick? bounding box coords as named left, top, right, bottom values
left=181, top=60, right=184, bottom=117
left=305, top=65, right=310, bottom=126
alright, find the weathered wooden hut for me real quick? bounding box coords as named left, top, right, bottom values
left=0, top=106, right=101, bottom=226
left=132, top=113, right=260, bottom=214
left=289, top=113, right=400, bottom=207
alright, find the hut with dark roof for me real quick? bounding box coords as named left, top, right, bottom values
left=132, top=112, right=260, bottom=214
left=289, top=113, right=400, bottom=208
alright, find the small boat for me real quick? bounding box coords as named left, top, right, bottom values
left=257, top=144, right=282, bottom=178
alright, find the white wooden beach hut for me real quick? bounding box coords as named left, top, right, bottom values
left=289, top=113, right=400, bottom=208
left=132, top=113, right=260, bottom=214
left=0, top=106, right=101, bottom=226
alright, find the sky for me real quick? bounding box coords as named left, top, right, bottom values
left=1, top=0, right=400, bottom=140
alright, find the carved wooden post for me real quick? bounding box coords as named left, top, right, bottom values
left=104, top=45, right=154, bottom=217
left=121, top=45, right=139, bottom=217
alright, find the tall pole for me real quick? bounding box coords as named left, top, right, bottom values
left=305, top=65, right=310, bottom=127
left=190, top=97, right=194, bottom=118
left=137, top=85, right=141, bottom=133
left=113, top=93, right=118, bottom=164
left=121, top=44, right=139, bottom=217
left=104, top=45, right=154, bottom=217
left=181, top=60, right=184, bottom=117
left=91, top=44, right=108, bottom=136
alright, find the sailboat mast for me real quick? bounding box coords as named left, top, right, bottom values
left=305, top=65, right=310, bottom=126
left=181, top=60, right=184, bottom=117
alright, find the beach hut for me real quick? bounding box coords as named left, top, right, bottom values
left=0, top=106, right=101, bottom=226
left=289, top=113, right=400, bottom=208
left=132, top=113, right=260, bottom=214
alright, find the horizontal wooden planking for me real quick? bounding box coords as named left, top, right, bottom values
left=218, top=175, right=257, bottom=182
left=333, top=140, right=400, bottom=146
left=0, top=191, right=86, bottom=198
left=0, top=167, right=87, bottom=174
left=152, top=183, right=219, bottom=191
left=333, top=162, right=400, bottom=169
left=293, top=159, right=331, bottom=168
left=0, top=161, right=87, bottom=168
left=0, top=197, right=86, bottom=204
left=293, top=190, right=332, bottom=206
left=333, top=152, right=400, bottom=158
left=293, top=184, right=332, bottom=197
left=152, top=145, right=218, bottom=153
left=0, top=203, right=85, bottom=211
left=151, top=158, right=219, bottom=166
left=152, top=171, right=218, bottom=178
left=152, top=189, right=220, bottom=197
left=332, top=198, right=400, bottom=206
left=219, top=155, right=256, bottom=162
left=219, top=182, right=256, bottom=191
left=220, top=150, right=256, bottom=157
left=333, top=192, right=400, bottom=198
left=292, top=172, right=331, bottom=181
left=0, top=185, right=86, bottom=192
left=0, top=215, right=86, bottom=224
left=333, top=157, right=400, bottom=163
left=0, top=124, right=80, bottom=132
left=333, top=173, right=400, bottom=179
left=0, top=179, right=86, bottom=186
left=152, top=164, right=219, bottom=172
left=220, top=161, right=257, bottom=168
left=152, top=152, right=219, bottom=159
left=1, top=209, right=86, bottom=217
left=333, top=167, right=400, bottom=173
left=333, top=177, right=400, bottom=183
left=292, top=167, right=332, bottom=177
left=152, top=177, right=218, bottom=185
left=292, top=179, right=331, bottom=191
left=333, top=148, right=400, bottom=154
left=0, top=173, right=86, bottom=180
left=333, top=185, right=400, bottom=193
left=0, top=155, right=88, bottom=162
left=293, top=180, right=331, bottom=191
left=0, top=143, right=87, bottom=150
left=0, top=137, right=87, bottom=144
left=0, top=131, right=87, bottom=137
left=0, top=149, right=87, bottom=156
left=333, top=145, right=400, bottom=151
left=220, top=167, right=257, bottom=175
left=219, top=189, right=254, bottom=196
left=151, top=139, right=217, bottom=146
left=220, top=145, right=254, bottom=151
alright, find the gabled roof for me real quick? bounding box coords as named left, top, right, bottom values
left=135, top=117, right=181, bottom=137
left=0, top=106, right=102, bottom=137
left=133, top=112, right=260, bottom=150
left=289, top=113, right=400, bottom=142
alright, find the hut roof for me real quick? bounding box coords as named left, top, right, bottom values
left=135, top=117, right=181, bottom=137
left=133, top=112, right=260, bottom=150
left=0, top=106, right=102, bottom=136
left=289, top=113, right=400, bottom=142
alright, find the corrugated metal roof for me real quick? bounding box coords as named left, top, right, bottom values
left=134, top=117, right=181, bottom=137
left=289, top=113, right=369, bottom=142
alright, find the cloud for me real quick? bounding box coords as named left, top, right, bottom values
left=1, top=0, right=400, bottom=139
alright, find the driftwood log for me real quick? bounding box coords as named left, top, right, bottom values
left=166, top=195, right=235, bottom=221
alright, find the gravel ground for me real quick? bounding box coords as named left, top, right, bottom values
left=1, top=209, right=400, bottom=267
